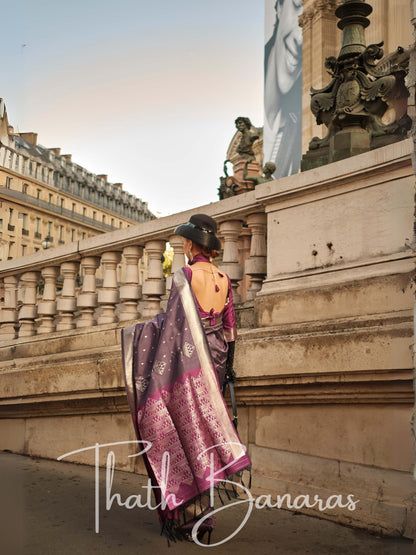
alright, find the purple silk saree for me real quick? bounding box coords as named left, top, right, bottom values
left=121, top=268, right=251, bottom=521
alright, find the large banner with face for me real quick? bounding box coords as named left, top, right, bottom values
left=264, top=0, right=303, bottom=179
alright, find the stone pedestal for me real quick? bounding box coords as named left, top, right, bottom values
left=329, top=126, right=372, bottom=163
left=231, top=159, right=261, bottom=194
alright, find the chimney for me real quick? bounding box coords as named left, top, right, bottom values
left=20, top=132, right=38, bottom=146
left=97, top=174, right=108, bottom=182
left=113, top=182, right=123, bottom=189
left=49, top=148, right=61, bottom=156
left=62, top=154, right=72, bottom=161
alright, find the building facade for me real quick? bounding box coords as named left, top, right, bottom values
left=0, top=99, right=154, bottom=263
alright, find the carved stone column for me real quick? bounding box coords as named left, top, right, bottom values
left=238, top=227, right=251, bottom=303
left=245, top=213, right=267, bottom=300
left=119, top=246, right=143, bottom=321
left=56, top=262, right=80, bottom=331
left=0, top=276, right=18, bottom=340
left=219, top=220, right=244, bottom=303
left=18, top=271, right=41, bottom=337
left=166, top=235, right=185, bottom=295
left=37, top=266, right=59, bottom=334
left=142, top=240, right=166, bottom=317
left=97, top=251, right=122, bottom=324
left=76, top=256, right=100, bottom=328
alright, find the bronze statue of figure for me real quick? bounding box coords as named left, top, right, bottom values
left=235, top=117, right=259, bottom=160
left=243, top=160, right=276, bottom=185
left=218, top=160, right=238, bottom=200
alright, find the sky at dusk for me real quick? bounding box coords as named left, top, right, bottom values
left=1, top=0, right=264, bottom=217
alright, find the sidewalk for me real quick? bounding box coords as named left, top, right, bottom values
left=0, top=451, right=413, bottom=555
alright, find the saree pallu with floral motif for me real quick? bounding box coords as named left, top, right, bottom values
left=121, top=268, right=251, bottom=530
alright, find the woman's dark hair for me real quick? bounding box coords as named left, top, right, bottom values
left=200, top=245, right=220, bottom=259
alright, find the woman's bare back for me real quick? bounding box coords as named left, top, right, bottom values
left=189, top=262, right=228, bottom=313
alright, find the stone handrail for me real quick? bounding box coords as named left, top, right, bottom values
left=0, top=190, right=267, bottom=339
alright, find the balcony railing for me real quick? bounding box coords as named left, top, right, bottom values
left=0, top=187, right=118, bottom=232
left=0, top=191, right=267, bottom=339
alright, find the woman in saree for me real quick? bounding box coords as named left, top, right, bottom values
left=122, top=214, right=251, bottom=544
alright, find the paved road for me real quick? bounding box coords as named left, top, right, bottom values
left=0, top=452, right=414, bottom=555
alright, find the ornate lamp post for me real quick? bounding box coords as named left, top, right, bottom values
left=41, top=236, right=52, bottom=250
left=301, top=0, right=411, bottom=170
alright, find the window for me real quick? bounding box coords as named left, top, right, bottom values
left=36, top=189, right=41, bottom=199
left=35, top=218, right=41, bottom=238
left=82, top=232, right=86, bottom=239
left=8, top=208, right=14, bottom=231
left=21, top=244, right=26, bottom=256
left=15, top=156, right=19, bottom=171
left=111, top=218, right=114, bottom=227
left=60, top=198, right=64, bottom=211
left=59, top=225, right=64, bottom=243
left=48, top=193, right=53, bottom=204
left=29, top=161, right=33, bottom=175
left=119, top=221, right=122, bottom=228
left=72, top=203, right=76, bottom=213
left=20, top=213, right=29, bottom=235
left=8, top=241, right=14, bottom=260
left=47, top=221, right=52, bottom=236
left=93, top=211, right=96, bottom=220
left=102, top=215, right=106, bottom=224
left=5, top=176, right=12, bottom=188
left=22, top=183, right=28, bottom=194
left=83, top=207, right=86, bottom=217
left=71, top=229, right=75, bottom=241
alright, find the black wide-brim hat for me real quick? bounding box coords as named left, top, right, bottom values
left=174, top=214, right=221, bottom=251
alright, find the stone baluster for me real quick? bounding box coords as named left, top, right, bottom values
left=37, top=266, right=59, bottom=334
left=18, top=271, right=41, bottom=337
left=238, top=226, right=251, bottom=303
left=142, top=240, right=166, bottom=317
left=219, top=220, right=244, bottom=303
left=0, top=276, right=18, bottom=340
left=118, top=246, right=143, bottom=321
left=97, top=251, right=122, bottom=324
left=166, top=235, right=185, bottom=295
left=76, top=256, right=100, bottom=328
left=56, top=262, right=80, bottom=331
left=245, top=213, right=267, bottom=300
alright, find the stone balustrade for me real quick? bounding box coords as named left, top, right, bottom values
left=0, top=195, right=267, bottom=339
